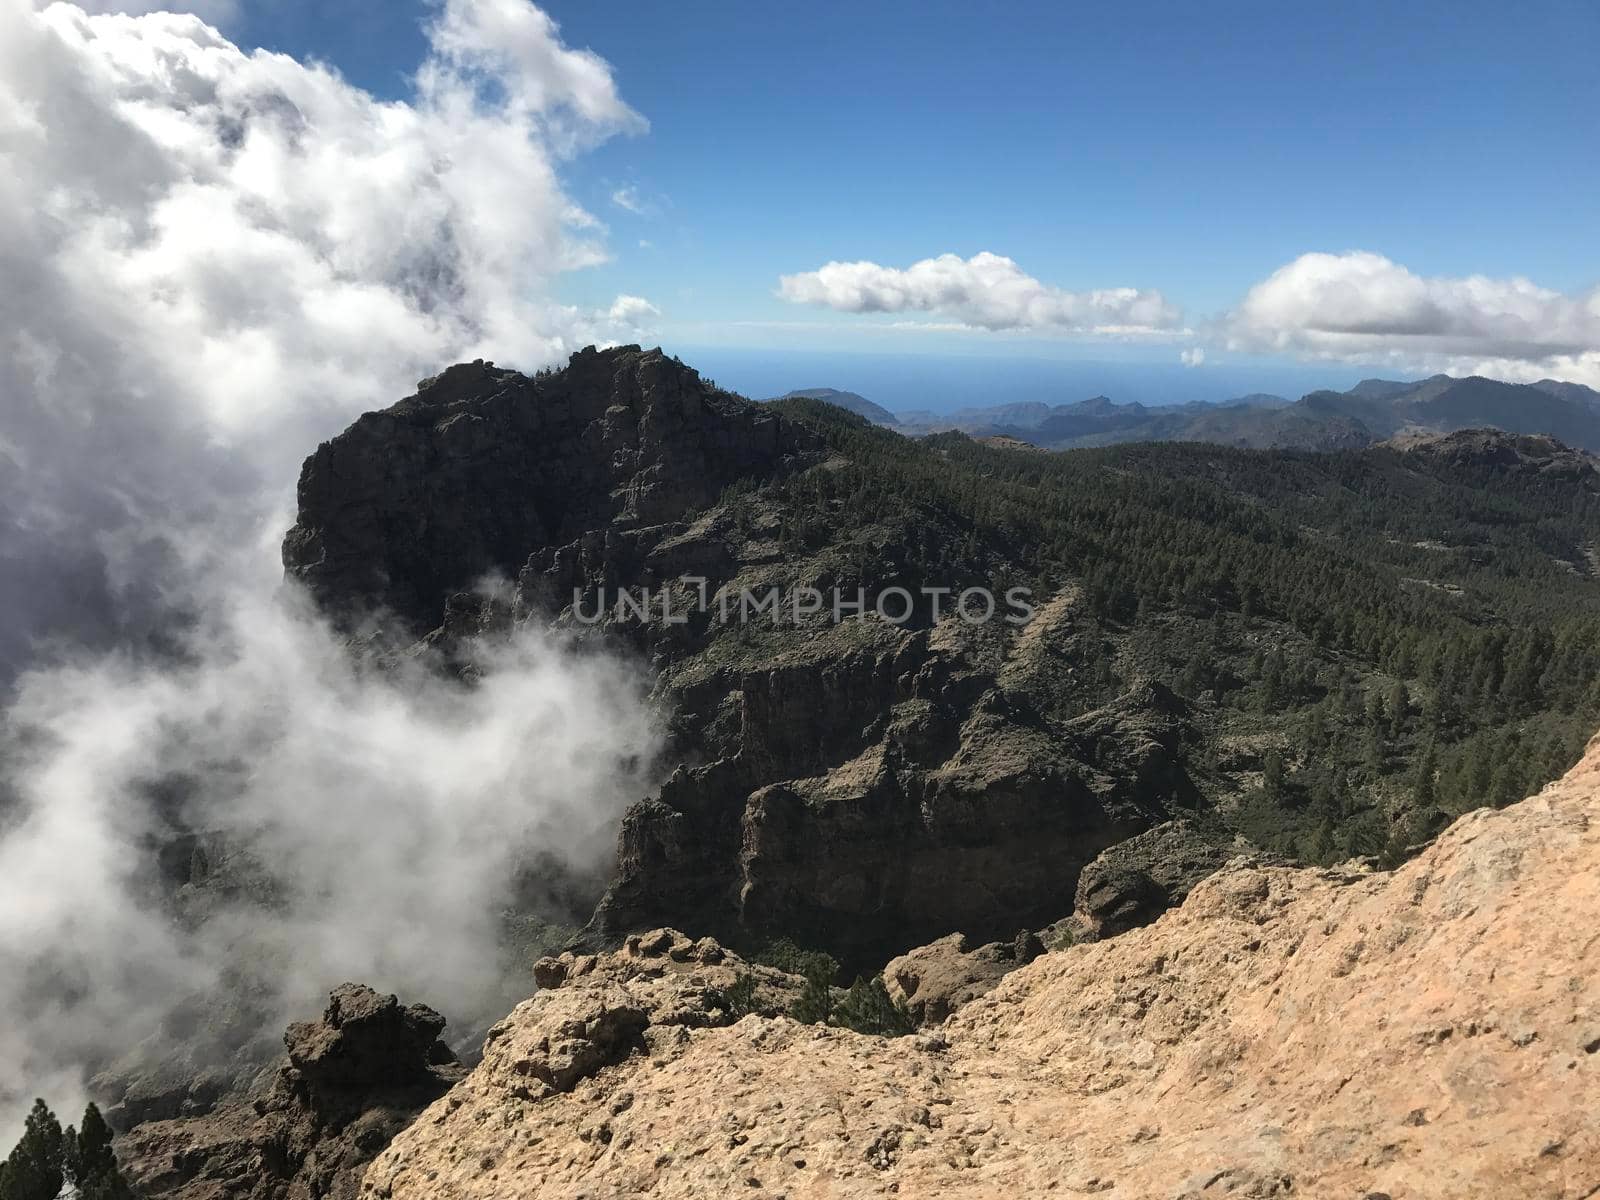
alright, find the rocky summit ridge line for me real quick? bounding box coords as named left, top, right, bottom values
left=283, top=346, right=824, bottom=634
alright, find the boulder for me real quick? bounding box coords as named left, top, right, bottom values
left=1068, top=818, right=1281, bottom=940
left=881, top=929, right=1044, bottom=1025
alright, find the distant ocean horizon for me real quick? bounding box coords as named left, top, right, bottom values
left=669, top=345, right=1373, bottom=415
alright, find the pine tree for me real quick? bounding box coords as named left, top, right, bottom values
left=1261, top=751, right=1286, bottom=802
left=788, top=972, right=834, bottom=1026
left=0, top=1100, right=64, bottom=1200
left=830, top=976, right=915, bottom=1037
left=1413, top=741, right=1439, bottom=810
left=65, top=1103, right=133, bottom=1200
left=1387, top=681, right=1410, bottom=740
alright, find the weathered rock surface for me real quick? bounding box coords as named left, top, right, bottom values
left=363, top=738, right=1600, bottom=1199
left=591, top=639, right=1190, bottom=967
left=119, top=984, right=463, bottom=1200
left=1389, top=425, right=1600, bottom=480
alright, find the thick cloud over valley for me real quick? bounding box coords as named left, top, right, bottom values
left=1225, top=251, right=1600, bottom=387
left=0, top=0, right=662, bottom=1128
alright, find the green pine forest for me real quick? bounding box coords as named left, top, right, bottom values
left=760, top=398, right=1600, bottom=865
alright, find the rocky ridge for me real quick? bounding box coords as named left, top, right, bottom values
left=283, top=347, right=824, bottom=633
left=362, top=736, right=1600, bottom=1199
left=119, top=984, right=463, bottom=1200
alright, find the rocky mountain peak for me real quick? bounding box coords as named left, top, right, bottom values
left=282, top=344, right=824, bottom=631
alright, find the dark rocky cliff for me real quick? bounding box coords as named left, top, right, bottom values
left=283, top=346, right=823, bottom=632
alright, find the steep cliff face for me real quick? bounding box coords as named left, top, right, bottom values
left=362, top=736, right=1600, bottom=1200
left=592, top=624, right=1188, bottom=965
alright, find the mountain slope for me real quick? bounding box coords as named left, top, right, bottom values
left=362, top=733, right=1600, bottom=1200
left=280, top=347, right=1600, bottom=974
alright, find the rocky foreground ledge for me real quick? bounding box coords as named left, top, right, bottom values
left=360, top=739, right=1600, bottom=1199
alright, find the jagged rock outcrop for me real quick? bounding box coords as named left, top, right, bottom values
left=1392, top=427, right=1600, bottom=485
left=119, top=984, right=463, bottom=1200
left=1067, top=817, right=1282, bottom=941
left=363, top=738, right=1600, bottom=1199
left=592, top=635, right=1189, bottom=967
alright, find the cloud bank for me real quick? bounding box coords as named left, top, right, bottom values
left=778, top=252, right=1183, bottom=335
left=1225, top=251, right=1600, bottom=386
left=0, top=0, right=663, bottom=1130
left=0, top=589, right=657, bottom=1129
left=0, top=0, right=657, bottom=677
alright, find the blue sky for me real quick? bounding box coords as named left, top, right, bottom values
left=226, top=0, right=1600, bottom=404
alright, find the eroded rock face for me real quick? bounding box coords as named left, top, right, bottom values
left=118, top=984, right=463, bottom=1200
left=363, top=739, right=1600, bottom=1200
left=592, top=637, right=1191, bottom=967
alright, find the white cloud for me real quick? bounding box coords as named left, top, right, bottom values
left=612, top=184, right=645, bottom=213
left=1225, top=251, right=1600, bottom=386
left=0, top=0, right=663, bottom=1126
left=1180, top=347, right=1206, bottom=367
left=777, top=251, right=1183, bottom=335
left=607, top=293, right=660, bottom=324
left=1, top=587, right=658, bottom=1132
left=0, top=0, right=652, bottom=667
left=423, top=0, right=645, bottom=150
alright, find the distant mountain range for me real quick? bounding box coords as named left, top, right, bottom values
left=769, top=375, right=1600, bottom=453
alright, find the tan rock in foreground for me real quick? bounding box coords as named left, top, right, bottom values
left=364, top=741, right=1600, bottom=1199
